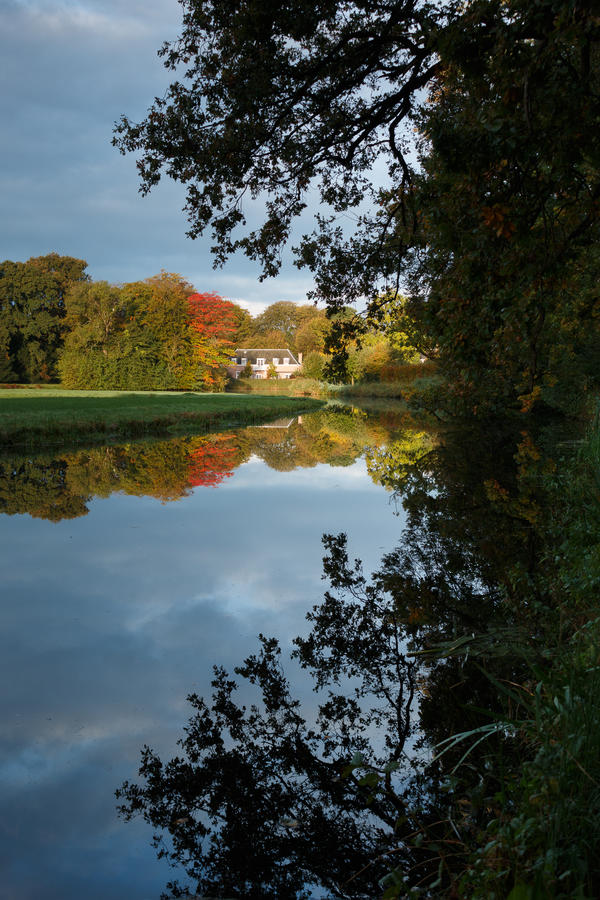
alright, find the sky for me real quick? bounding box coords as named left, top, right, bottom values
left=0, top=0, right=318, bottom=316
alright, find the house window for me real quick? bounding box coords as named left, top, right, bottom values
left=256, top=358, right=265, bottom=366
left=272, top=357, right=279, bottom=365
left=283, top=357, right=289, bottom=365
left=242, top=358, right=247, bottom=364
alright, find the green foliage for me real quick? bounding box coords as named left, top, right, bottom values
left=114, top=0, right=600, bottom=411
left=300, top=351, right=326, bottom=380
left=368, top=293, right=423, bottom=364
left=295, top=312, right=330, bottom=355
left=134, top=271, right=196, bottom=386
left=406, top=4, right=600, bottom=409
left=240, top=301, right=326, bottom=355
left=239, top=359, right=253, bottom=379
left=0, top=253, right=88, bottom=383
left=59, top=273, right=199, bottom=390
left=458, top=656, right=600, bottom=899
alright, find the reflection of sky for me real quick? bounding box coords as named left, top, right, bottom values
left=0, top=446, right=405, bottom=899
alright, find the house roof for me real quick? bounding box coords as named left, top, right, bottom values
left=232, top=349, right=301, bottom=365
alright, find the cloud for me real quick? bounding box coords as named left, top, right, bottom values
left=0, top=0, right=319, bottom=310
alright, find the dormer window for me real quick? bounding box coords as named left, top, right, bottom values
left=256, top=358, right=265, bottom=366
left=283, top=357, right=289, bottom=365
left=272, top=357, right=279, bottom=365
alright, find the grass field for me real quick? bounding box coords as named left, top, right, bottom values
left=0, top=389, right=323, bottom=448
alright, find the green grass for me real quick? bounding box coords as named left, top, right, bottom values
left=0, top=388, right=323, bottom=448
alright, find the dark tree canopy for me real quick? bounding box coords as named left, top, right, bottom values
left=113, top=0, right=438, bottom=283
left=0, top=253, right=88, bottom=383
left=114, top=0, right=600, bottom=408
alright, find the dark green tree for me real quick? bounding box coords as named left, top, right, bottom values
left=114, top=0, right=600, bottom=409
left=0, top=253, right=88, bottom=382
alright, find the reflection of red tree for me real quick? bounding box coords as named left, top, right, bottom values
left=187, top=435, right=239, bottom=488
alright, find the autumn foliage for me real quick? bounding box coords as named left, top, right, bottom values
left=187, top=434, right=240, bottom=487
left=187, top=293, right=237, bottom=341
left=187, top=292, right=239, bottom=388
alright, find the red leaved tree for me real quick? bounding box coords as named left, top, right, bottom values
left=187, top=292, right=239, bottom=388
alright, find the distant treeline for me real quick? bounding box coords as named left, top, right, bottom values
left=0, top=407, right=433, bottom=521
left=0, top=254, right=420, bottom=389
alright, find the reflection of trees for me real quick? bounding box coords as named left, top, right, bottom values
left=0, top=436, right=240, bottom=521
left=0, top=457, right=89, bottom=521
left=186, top=434, right=242, bottom=488
left=117, top=419, right=556, bottom=897
left=1, top=407, right=432, bottom=521
left=366, top=428, right=436, bottom=493
left=244, top=406, right=427, bottom=472
left=117, top=536, right=422, bottom=899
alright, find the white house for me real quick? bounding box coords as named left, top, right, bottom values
left=227, top=349, right=303, bottom=379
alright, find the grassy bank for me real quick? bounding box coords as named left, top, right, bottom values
left=227, top=363, right=444, bottom=408
left=227, top=376, right=328, bottom=398
left=334, top=362, right=443, bottom=403
left=0, top=388, right=323, bottom=448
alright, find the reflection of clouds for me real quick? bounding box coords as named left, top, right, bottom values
left=0, top=452, right=403, bottom=897
left=231, top=456, right=373, bottom=489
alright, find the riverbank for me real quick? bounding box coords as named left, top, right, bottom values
left=227, top=362, right=444, bottom=408
left=414, top=406, right=600, bottom=898
left=0, top=388, right=323, bottom=448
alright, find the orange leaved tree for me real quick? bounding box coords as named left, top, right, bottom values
left=187, top=292, right=238, bottom=389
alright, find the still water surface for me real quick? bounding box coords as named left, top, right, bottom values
left=0, top=406, right=427, bottom=899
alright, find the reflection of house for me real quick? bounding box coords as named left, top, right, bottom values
left=249, top=417, right=300, bottom=429
left=227, top=349, right=303, bottom=379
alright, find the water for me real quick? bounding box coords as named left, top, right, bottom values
left=0, top=406, right=423, bottom=899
